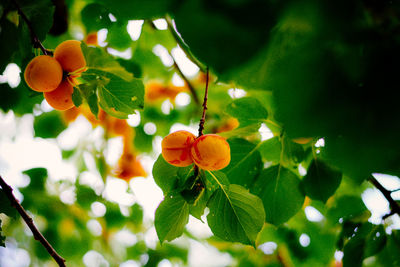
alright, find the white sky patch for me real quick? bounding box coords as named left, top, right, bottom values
left=259, top=123, right=274, bottom=141
left=372, top=173, right=400, bottom=192
left=171, top=46, right=199, bottom=77
left=172, top=72, right=185, bottom=86
left=299, top=233, right=311, bottom=247
left=144, top=226, right=158, bottom=249
left=153, top=19, right=168, bottom=30
left=91, top=201, right=107, bottom=217
left=158, top=260, right=172, bottom=267
left=305, top=206, right=324, bottom=222
left=259, top=242, right=278, bottom=255
left=107, top=47, right=132, bottom=59
left=186, top=216, right=213, bottom=239
left=114, top=229, right=137, bottom=246
left=298, top=164, right=307, bottom=176
left=83, top=250, right=109, bottom=267
left=108, top=13, right=117, bottom=22
left=0, top=63, right=21, bottom=88
left=161, top=99, right=173, bottom=115
left=129, top=177, right=163, bottom=220
left=87, top=219, right=103, bottom=236
left=127, top=20, right=144, bottom=41
left=40, top=99, right=54, bottom=112
left=57, top=115, right=93, bottom=150
left=315, top=138, right=325, bottom=147
left=188, top=240, right=233, bottom=267
left=152, top=44, right=173, bottom=67
left=103, top=177, right=135, bottom=206
left=104, top=136, right=123, bottom=166
left=362, top=188, right=390, bottom=224
left=228, top=88, right=246, bottom=98
left=144, top=122, right=157, bottom=135
left=175, top=92, right=191, bottom=107
left=60, top=188, right=76, bottom=204
left=169, top=123, right=198, bottom=136
left=98, top=28, right=108, bottom=47
left=334, top=250, right=344, bottom=261
left=127, top=111, right=141, bottom=127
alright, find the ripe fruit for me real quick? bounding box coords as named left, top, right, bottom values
left=84, top=32, right=98, bottom=46
left=113, top=152, right=146, bottom=181
left=54, top=40, right=86, bottom=74
left=161, top=130, right=196, bottom=167
left=191, top=134, right=230, bottom=171
left=145, top=81, right=187, bottom=103
left=24, top=55, right=63, bottom=92
left=43, top=79, right=75, bottom=110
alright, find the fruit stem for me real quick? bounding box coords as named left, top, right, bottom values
left=198, top=67, right=209, bottom=137
left=12, top=0, right=53, bottom=56
left=0, top=175, right=67, bottom=267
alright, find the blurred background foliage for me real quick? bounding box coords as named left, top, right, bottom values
left=1, top=0, right=400, bottom=266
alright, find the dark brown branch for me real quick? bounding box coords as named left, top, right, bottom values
left=369, top=176, right=400, bottom=219
left=11, top=0, right=52, bottom=56
left=198, top=67, right=209, bottom=137
left=0, top=176, right=66, bottom=267
left=171, top=56, right=200, bottom=105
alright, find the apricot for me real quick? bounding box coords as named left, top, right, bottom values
left=145, top=81, right=187, bottom=103
left=161, top=130, right=196, bottom=167
left=84, top=32, right=98, bottom=46
left=43, top=79, right=75, bottom=110
left=54, top=40, right=86, bottom=74
left=191, top=134, right=230, bottom=171
left=293, top=137, right=313, bottom=145
left=216, top=117, right=239, bottom=133
left=113, top=152, right=146, bottom=181
left=24, top=55, right=63, bottom=92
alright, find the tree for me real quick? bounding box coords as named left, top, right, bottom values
left=0, top=0, right=400, bottom=266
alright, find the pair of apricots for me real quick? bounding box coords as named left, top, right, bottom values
left=24, top=40, right=86, bottom=111
left=162, top=130, right=231, bottom=171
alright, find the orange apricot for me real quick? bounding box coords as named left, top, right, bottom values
left=24, top=55, right=63, bottom=92
left=54, top=40, right=86, bottom=74
left=113, top=152, right=146, bottom=181
left=43, top=79, right=75, bottom=110
left=216, top=117, right=239, bottom=133
left=145, top=81, right=187, bottom=103
left=161, top=130, right=196, bottom=167
left=84, top=32, right=98, bottom=46
left=62, top=106, right=81, bottom=123
left=191, top=134, right=230, bottom=171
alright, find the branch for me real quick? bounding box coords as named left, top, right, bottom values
left=197, top=67, right=209, bottom=137
left=11, top=0, right=52, bottom=56
left=0, top=176, right=66, bottom=267
left=369, top=176, right=400, bottom=219
left=171, top=54, right=200, bottom=105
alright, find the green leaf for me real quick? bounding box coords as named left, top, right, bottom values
left=343, top=223, right=387, bottom=267
left=225, top=97, right=268, bottom=124
left=23, top=168, right=47, bottom=191
left=0, top=189, right=17, bottom=218
left=327, top=195, right=369, bottom=225
left=0, top=219, right=5, bottom=247
left=206, top=183, right=265, bottom=246
left=33, top=111, right=66, bottom=138
left=18, top=0, right=54, bottom=41
left=152, top=155, right=193, bottom=194
left=281, top=136, right=305, bottom=166
left=253, top=165, right=305, bottom=225
left=0, top=19, right=18, bottom=72
left=107, top=21, right=132, bottom=51
left=258, top=137, right=282, bottom=163
left=155, top=194, right=189, bottom=243
left=98, top=0, right=170, bottom=20
left=81, top=3, right=112, bottom=32
left=302, top=159, right=342, bottom=203
left=223, top=138, right=263, bottom=187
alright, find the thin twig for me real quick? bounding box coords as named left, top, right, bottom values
left=11, top=0, right=52, bottom=56
left=369, top=176, right=400, bottom=219
left=198, top=67, right=209, bottom=137
left=171, top=57, right=200, bottom=105
left=0, top=176, right=66, bottom=267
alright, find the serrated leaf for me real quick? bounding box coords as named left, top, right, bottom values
left=302, top=159, right=342, bottom=203
left=223, top=138, right=263, bottom=187
left=258, top=136, right=281, bottom=163
left=152, top=155, right=193, bottom=194
left=81, top=43, right=134, bottom=81
left=226, top=97, right=268, bottom=123
left=206, top=182, right=265, bottom=246
left=253, top=165, right=305, bottom=225
left=155, top=194, right=189, bottom=243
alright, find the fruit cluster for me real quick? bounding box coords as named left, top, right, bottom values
left=24, top=40, right=86, bottom=111
left=161, top=130, right=231, bottom=171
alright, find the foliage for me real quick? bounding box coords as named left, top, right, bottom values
left=0, top=0, right=400, bottom=266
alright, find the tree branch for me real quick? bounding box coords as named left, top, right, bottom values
left=0, top=176, right=66, bottom=267
left=11, top=0, right=53, bottom=56
left=171, top=54, right=200, bottom=105
left=369, top=176, right=400, bottom=219
left=197, top=67, right=209, bottom=137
